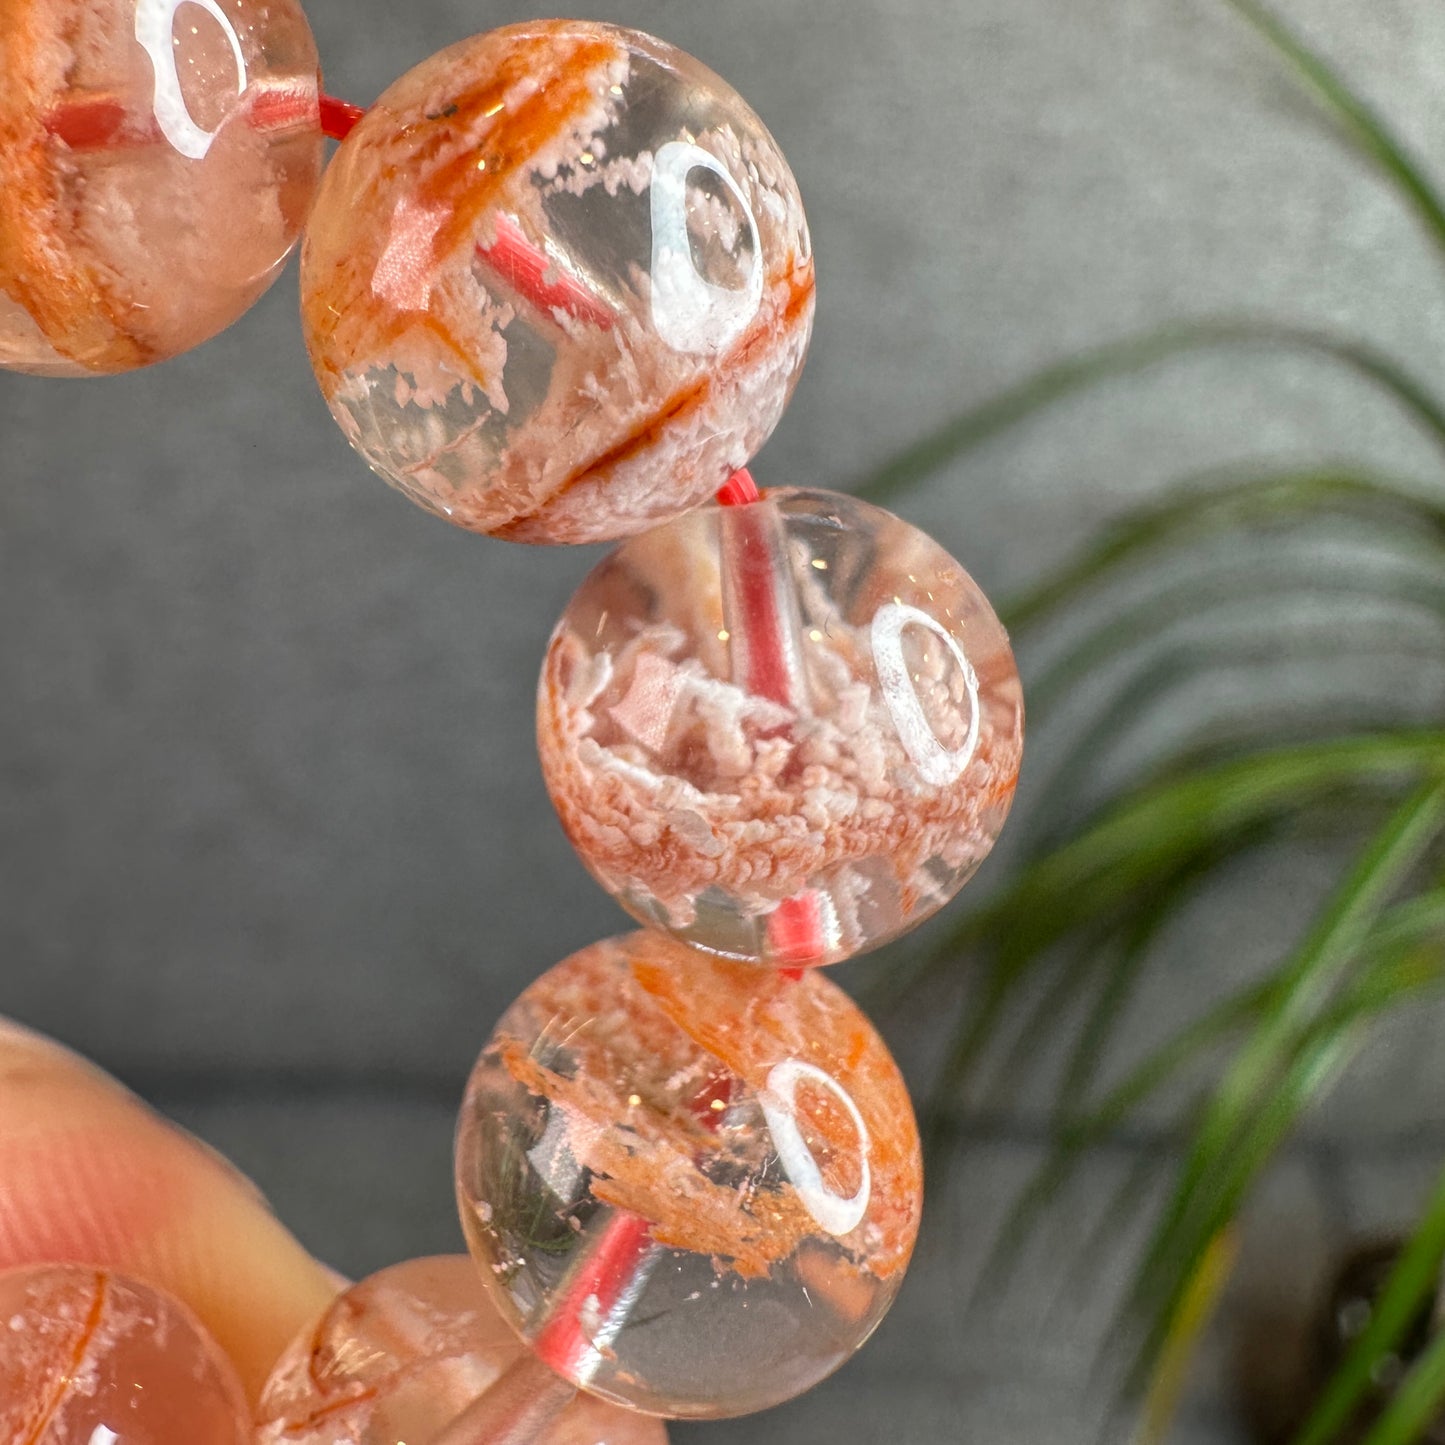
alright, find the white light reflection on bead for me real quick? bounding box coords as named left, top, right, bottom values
left=759, top=1059, right=871, bottom=1237
left=88, top=1429, right=119, bottom=1445
left=135, top=0, right=248, bottom=160
left=649, top=141, right=763, bottom=355
left=870, top=601, right=981, bottom=787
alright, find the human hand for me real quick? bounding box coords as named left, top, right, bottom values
left=0, top=1017, right=336, bottom=1403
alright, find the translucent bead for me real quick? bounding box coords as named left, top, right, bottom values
left=0, top=1264, right=250, bottom=1443
left=257, top=1255, right=666, bottom=1445
left=0, top=0, right=322, bottom=375
left=538, top=488, right=1024, bottom=966
left=454, top=933, right=923, bottom=1419
left=299, top=21, right=814, bottom=545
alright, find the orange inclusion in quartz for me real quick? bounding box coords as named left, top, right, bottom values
left=0, top=0, right=322, bottom=374
left=495, top=934, right=922, bottom=1281
left=0, top=1266, right=250, bottom=1445
left=304, top=27, right=623, bottom=396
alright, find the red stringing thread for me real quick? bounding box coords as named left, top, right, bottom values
left=320, top=94, right=366, bottom=142
left=716, top=467, right=761, bottom=507
left=318, top=96, right=617, bottom=330
left=715, top=471, right=823, bottom=976
left=531, top=1073, right=736, bottom=1378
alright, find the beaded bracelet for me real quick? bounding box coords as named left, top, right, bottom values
left=0, top=5, right=1025, bottom=1442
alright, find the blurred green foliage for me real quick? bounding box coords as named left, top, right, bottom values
left=855, top=2, right=1445, bottom=1439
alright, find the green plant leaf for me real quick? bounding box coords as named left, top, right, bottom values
left=1126, top=1015, right=1368, bottom=1389
left=849, top=323, right=1445, bottom=506
left=1357, top=1329, right=1445, bottom=1445
left=971, top=735, right=1445, bottom=970
left=1220, top=0, right=1445, bottom=265
left=1026, top=561, right=1445, bottom=721
left=1372, top=884, right=1445, bottom=957
left=1132, top=1228, right=1239, bottom=1445
left=1293, top=1165, right=1445, bottom=1445
left=1027, top=628, right=1445, bottom=846
left=1127, top=781, right=1445, bottom=1378
left=927, top=734, right=1445, bottom=1106
left=1052, top=856, right=1224, bottom=1122
left=980, top=884, right=1445, bottom=1290
left=1006, top=467, right=1445, bottom=633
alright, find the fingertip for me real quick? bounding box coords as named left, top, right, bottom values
left=0, top=1023, right=338, bottom=1401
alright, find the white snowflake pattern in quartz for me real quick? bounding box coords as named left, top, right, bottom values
left=300, top=21, right=814, bottom=544
left=454, top=933, right=923, bottom=1418
left=0, top=1266, right=250, bottom=1443
left=0, top=0, right=322, bottom=373
left=257, top=1255, right=667, bottom=1445
left=538, top=488, right=1024, bottom=965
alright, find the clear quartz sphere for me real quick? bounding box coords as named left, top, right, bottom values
left=257, top=1255, right=667, bottom=1445
left=299, top=21, right=814, bottom=545
left=538, top=487, right=1025, bottom=966
left=0, top=0, right=323, bottom=375
left=454, top=933, right=923, bottom=1420
left=0, top=1264, right=250, bottom=1444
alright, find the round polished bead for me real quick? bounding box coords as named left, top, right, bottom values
left=0, top=1264, right=250, bottom=1444
left=300, top=21, right=814, bottom=544
left=0, top=0, right=323, bottom=375
left=454, top=933, right=923, bottom=1419
left=538, top=488, right=1024, bottom=966
left=257, top=1255, right=666, bottom=1445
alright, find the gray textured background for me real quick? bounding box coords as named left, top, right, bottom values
left=4, top=1, right=1445, bottom=1440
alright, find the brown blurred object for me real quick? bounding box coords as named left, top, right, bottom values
left=1239, top=1238, right=1445, bottom=1445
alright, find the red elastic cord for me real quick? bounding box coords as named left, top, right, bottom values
left=716, top=467, right=761, bottom=507
left=320, top=94, right=366, bottom=142
left=715, top=468, right=822, bottom=975
left=478, top=215, right=616, bottom=330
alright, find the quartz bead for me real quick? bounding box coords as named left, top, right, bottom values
left=0, top=0, right=323, bottom=375
left=257, top=1255, right=666, bottom=1445
left=299, top=21, right=814, bottom=544
left=0, top=1264, right=250, bottom=1444
left=538, top=488, right=1024, bottom=966
left=454, top=933, right=923, bottom=1419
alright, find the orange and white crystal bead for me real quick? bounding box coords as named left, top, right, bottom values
left=538, top=487, right=1025, bottom=966
left=257, top=1255, right=667, bottom=1445
left=299, top=21, right=815, bottom=544
left=0, top=1264, right=250, bottom=1444
left=0, top=0, right=323, bottom=375
left=454, top=933, right=923, bottom=1419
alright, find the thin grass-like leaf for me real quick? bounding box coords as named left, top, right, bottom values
left=1151, top=785, right=1445, bottom=1203
left=1357, top=1329, right=1445, bottom=1445
left=1125, top=1017, right=1369, bottom=1388
left=1006, top=467, right=1445, bottom=633
left=972, top=856, right=1222, bottom=1118
left=1053, top=858, right=1225, bottom=1121
left=972, top=930, right=1238, bottom=1301
left=1131, top=1229, right=1239, bottom=1445
left=1027, top=561, right=1445, bottom=721
left=1027, top=628, right=1445, bottom=847
left=971, top=735, right=1445, bottom=968
left=1293, top=1165, right=1445, bottom=1445
left=994, top=936, right=1445, bottom=1297
left=928, top=735, right=1445, bottom=1104
left=971, top=883, right=1445, bottom=1306
left=1127, top=782, right=1445, bottom=1378
left=1221, top=0, right=1445, bottom=265
left=1061, top=1149, right=1172, bottom=1306
left=982, top=932, right=1111, bottom=1112
left=850, top=323, right=1445, bottom=506
left=974, top=989, right=1259, bottom=1298
left=1069, top=887, right=1445, bottom=1155
left=1372, top=885, right=1445, bottom=956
